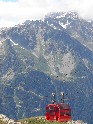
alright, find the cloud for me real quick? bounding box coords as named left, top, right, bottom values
left=63, top=0, right=93, bottom=20
left=0, top=0, right=93, bottom=28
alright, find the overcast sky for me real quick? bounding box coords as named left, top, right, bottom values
left=0, top=0, right=93, bottom=28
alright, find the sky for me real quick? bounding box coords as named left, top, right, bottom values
left=0, top=0, right=93, bottom=28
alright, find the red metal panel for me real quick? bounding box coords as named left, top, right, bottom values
left=46, top=103, right=72, bottom=122
left=57, top=103, right=71, bottom=122
left=46, top=104, right=58, bottom=121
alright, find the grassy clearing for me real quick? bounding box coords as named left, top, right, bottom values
left=21, top=116, right=67, bottom=124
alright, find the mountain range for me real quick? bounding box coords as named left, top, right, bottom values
left=0, top=11, right=93, bottom=124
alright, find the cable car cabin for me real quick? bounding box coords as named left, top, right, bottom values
left=46, top=104, right=59, bottom=121
left=46, top=103, right=71, bottom=122
left=57, top=103, right=71, bottom=122
left=45, top=92, right=72, bottom=122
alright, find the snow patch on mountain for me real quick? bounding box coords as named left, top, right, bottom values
left=10, top=38, right=18, bottom=46
left=50, top=23, right=57, bottom=29
left=0, top=41, right=2, bottom=45
left=56, top=12, right=67, bottom=18
left=21, top=46, right=25, bottom=49
left=59, top=20, right=71, bottom=29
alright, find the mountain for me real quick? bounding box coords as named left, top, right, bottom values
left=0, top=11, right=93, bottom=123
left=44, top=11, right=93, bottom=51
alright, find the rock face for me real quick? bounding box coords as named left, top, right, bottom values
left=0, top=114, right=87, bottom=124
left=0, top=11, right=93, bottom=123
left=0, top=114, right=15, bottom=124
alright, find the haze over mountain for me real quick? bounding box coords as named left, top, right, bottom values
left=0, top=11, right=93, bottom=124
left=1, top=0, right=93, bottom=28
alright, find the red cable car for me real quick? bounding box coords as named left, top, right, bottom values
left=46, top=92, right=72, bottom=122
left=46, top=103, right=59, bottom=121
left=57, top=103, right=71, bottom=122
left=46, top=93, right=59, bottom=121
